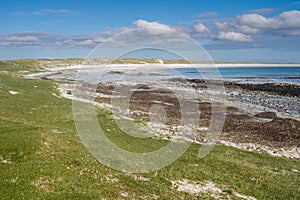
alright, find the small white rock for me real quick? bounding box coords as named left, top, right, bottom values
left=9, top=91, right=18, bottom=95
left=121, top=192, right=128, bottom=197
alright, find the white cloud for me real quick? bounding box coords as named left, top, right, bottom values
left=129, top=19, right=190, bottom=44
left=215, top=22, right=227, bottom=30
left=193, top=23, right=210, bottom=33
left=238, top=13, right=276, bottom=28
left=1, top=11, right=300, bottom=49
left=5, top=36, right=40, bottom=42
left=133, top=19, right=174, bottom=35
left=237, top=25, right=259, bottom=34
left=215, top=21, right=259, bottom=34
left=77, top=39, right=95, bottom=47
left=33, top=9, right=71, bottom=15
left=0, top=19, right=189, bottom=48
left=215, top=10, right=300, bottom=36
left=238, top=10, right=300, bottom=30
left=218, top=31, right=252, bottom=42
left=0, top=36, right=41, bottom=46
left=134, top=20, right=171, bottom=30
left=278, top=10, right=300, bottom=28
left=94, top=37, right=106, bottom=43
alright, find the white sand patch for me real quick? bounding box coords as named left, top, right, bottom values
left=171, top=179, right=223, bottom=197
left=171, top=179, right=257, bottom=200
left=291, top=169, right=298, bottom=173
left=9, top=90, right=18, bottom=95
left=52, top=93, right=61, bottom=98
left=120, top=192, right=128, bottom=197
left=105, top=175, right=119, bottom=183
left=218, top=140, right=300, bottom=159
left=126, top=173, right=151, bottom=182
left=234, top=192, right=257, bottom=200
left=198, top=127, right=208, bottom=131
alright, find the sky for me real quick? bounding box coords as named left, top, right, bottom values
left=0, top=0, right=300, bottom=62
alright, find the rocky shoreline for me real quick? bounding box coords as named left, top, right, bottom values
left=28, top=69, right=300, bottom=159
left=63, top=78, right=300, bottom=159
left=171, top=78, right=300, bottom=119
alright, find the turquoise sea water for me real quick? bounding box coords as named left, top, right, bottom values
left=168, top=67, right=300, bottom=85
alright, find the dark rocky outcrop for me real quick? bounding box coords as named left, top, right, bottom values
left=225, top=82, right=300, bottom=97
left=255, top=111, right=277, bottom=119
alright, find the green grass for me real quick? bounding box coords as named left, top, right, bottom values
left=0, top=69, right=299, bottom=199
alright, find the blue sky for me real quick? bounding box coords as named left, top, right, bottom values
left=0, top=0, right=300, bottom=62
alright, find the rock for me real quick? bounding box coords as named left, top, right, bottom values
left=137, top=72, right=145, bottom=76
left=225, top=82, right=300, bottom=97
left=255, top=111, right=277, bottom=119
left=107, top=70, right=124, bottom=74
left=136, top=84, right=151, bottom=90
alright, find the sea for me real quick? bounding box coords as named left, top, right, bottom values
left=162, top=66, right=300, bottom=85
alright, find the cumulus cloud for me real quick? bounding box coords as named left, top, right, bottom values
left=215, top=10, right=300, bottom=36
left=193, top=23, right=210, bottom=33
left=215, top=21, right=259, bottom=34
left=218, top=31, right=252, bottom=42
left=133, top=19, right=174, bottom=35
left=129, top=19, right=191, bottom=45
left=237, top=10, right=300, bottom=33
left=238, top=13, right=278, bottom=28
left=215, top=22, right=229, bottom=31
left=134, top=20, right=171, bottom=30
left=277, top=10, right=300, bottom=27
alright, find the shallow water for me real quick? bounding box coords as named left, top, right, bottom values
left=166, top=67, right=300, bottom=85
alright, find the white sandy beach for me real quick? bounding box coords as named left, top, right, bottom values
left=43, top=63, right=300, bottom=73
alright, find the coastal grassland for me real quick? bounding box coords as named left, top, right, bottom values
left=0, top=70, right=299, bottom=199
left=0, top=58, right=85, bottom=73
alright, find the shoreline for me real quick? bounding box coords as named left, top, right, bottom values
left=25, top=65, right=300, bottom=159
left=56, top=80, right=300, bottom=159
left=43, top=63, right=300, bottom=71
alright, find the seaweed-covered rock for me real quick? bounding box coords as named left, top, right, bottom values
left=255, top=111, right=277, bottom=119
